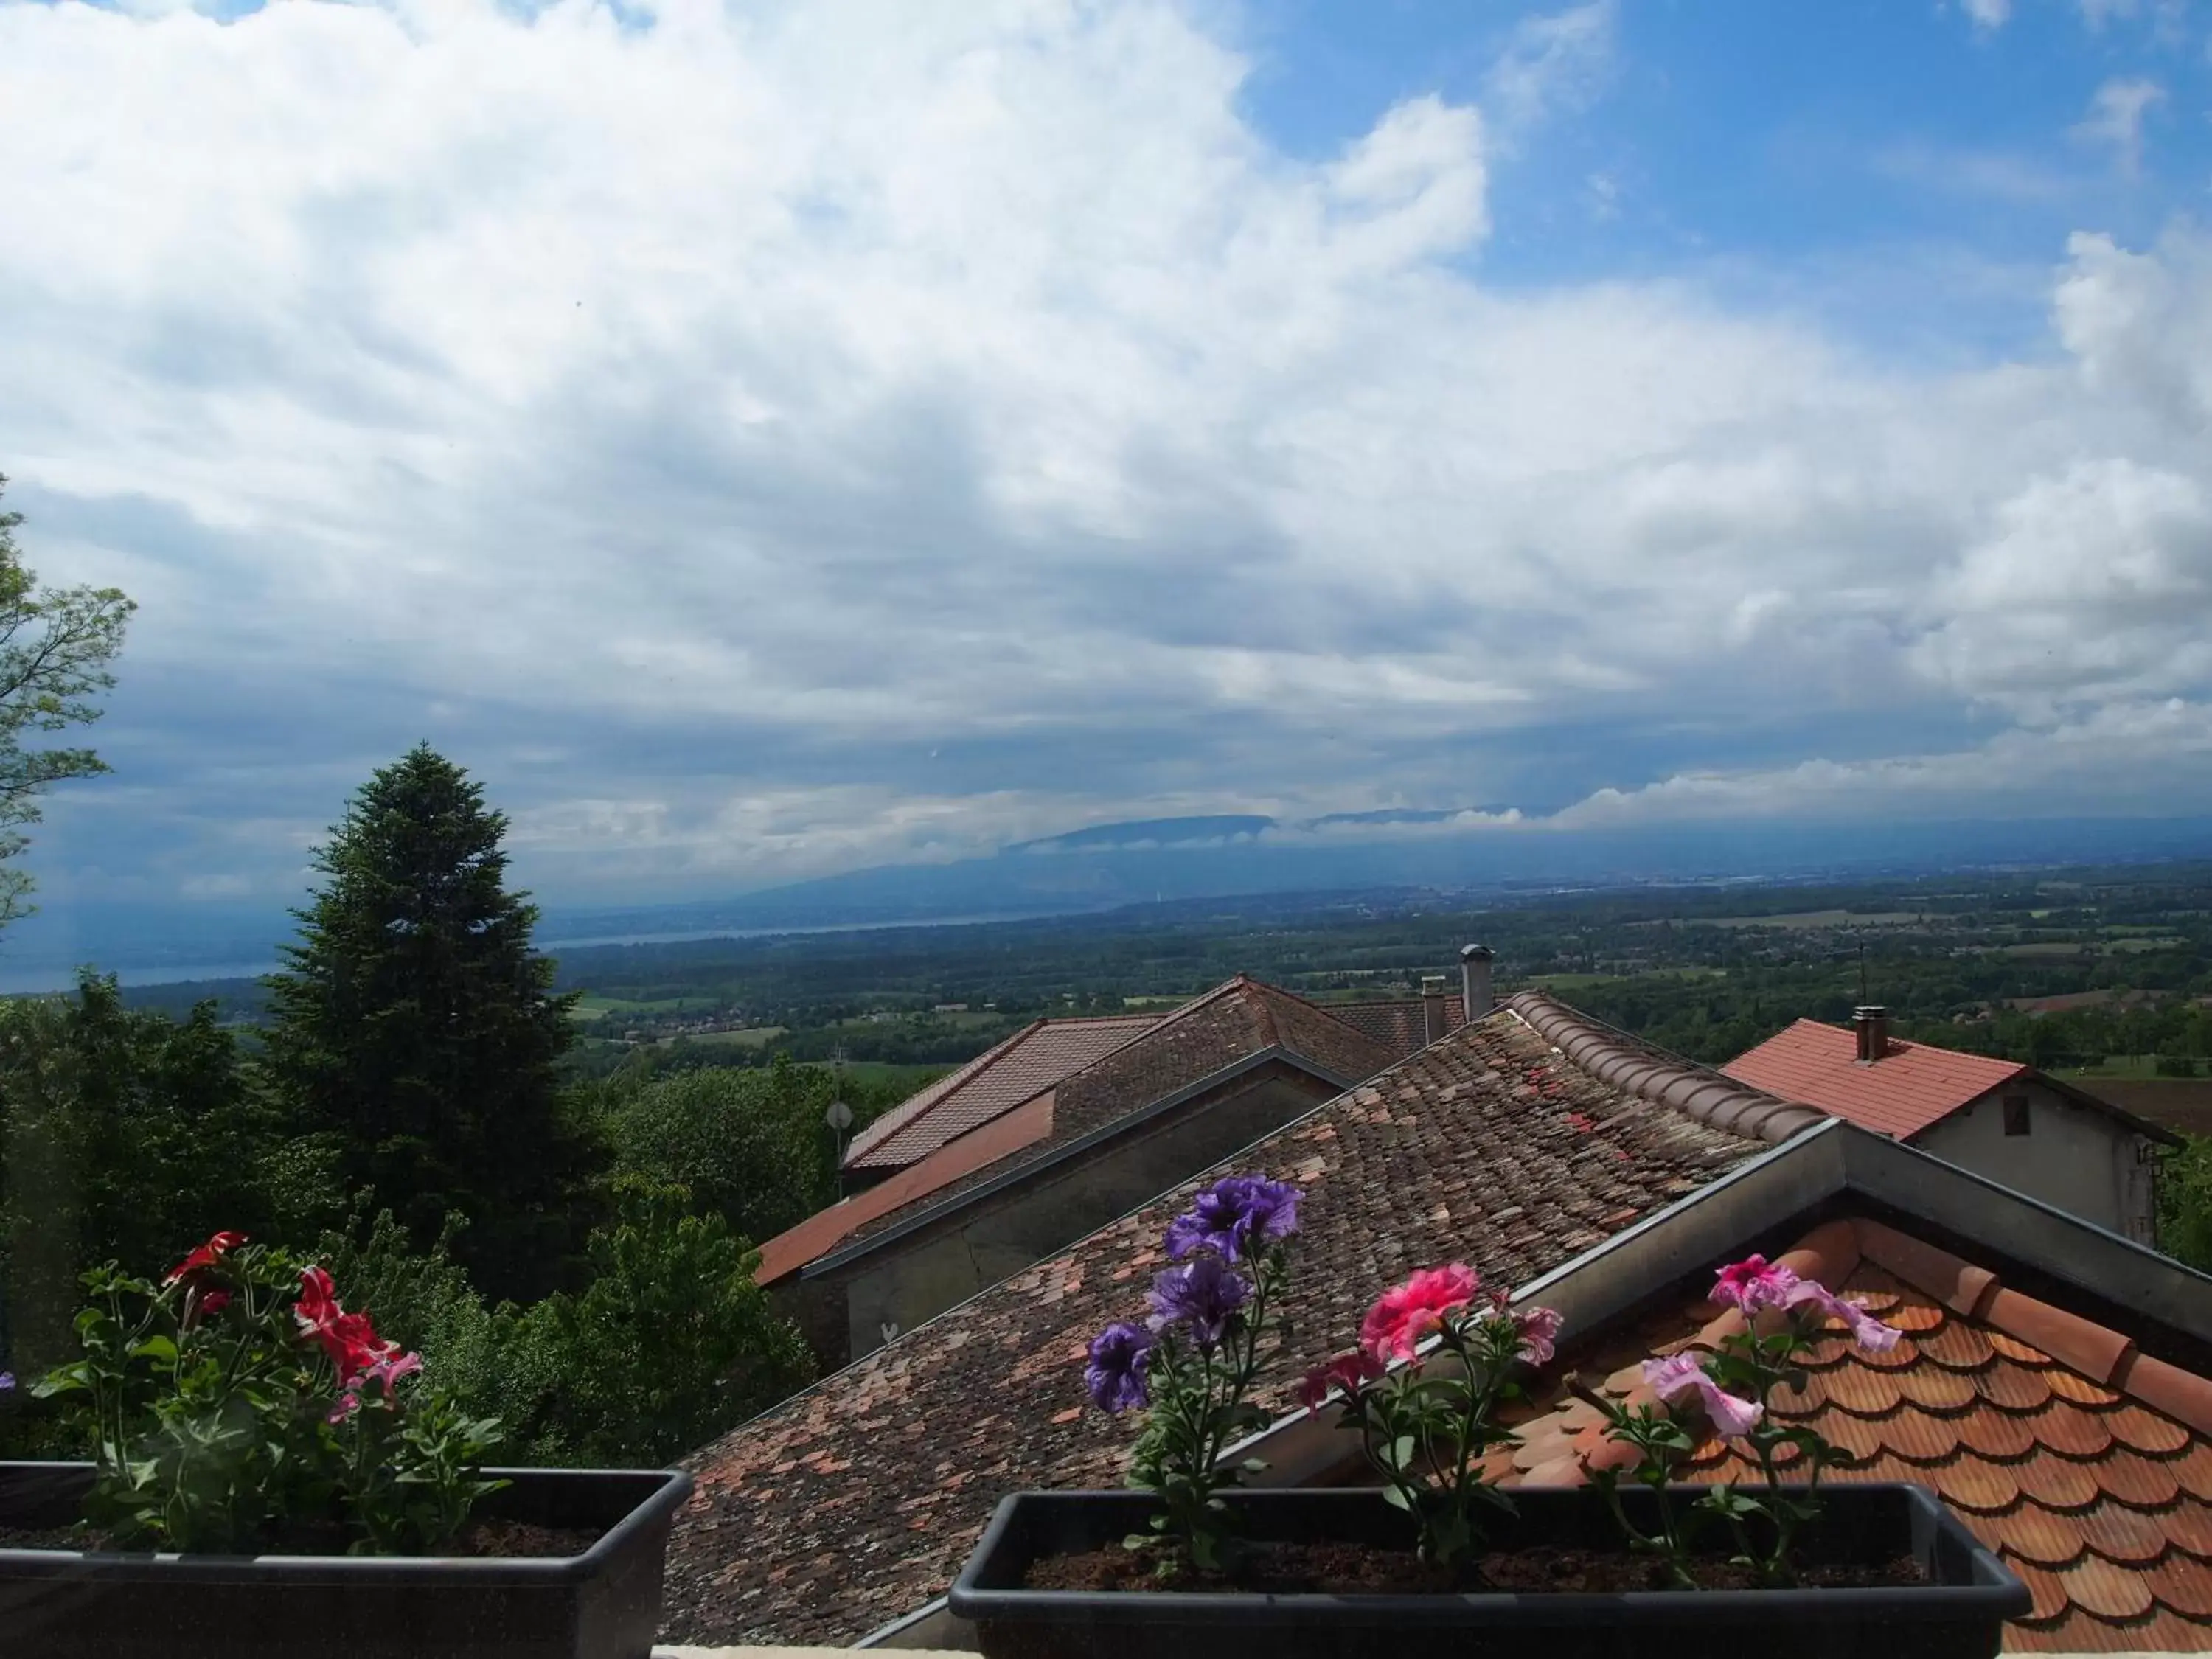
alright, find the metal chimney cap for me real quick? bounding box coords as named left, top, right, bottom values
left=1461, top=943, right=1495, bottom=961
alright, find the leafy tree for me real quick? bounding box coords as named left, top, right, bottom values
left=602, top=1054, right=840, bottom=1246
left=0, top=974, right=270, bottom=1375
left=261, top=745, right=598, bottom=1302
left=2159, top=1135, right=2212, bottom=1275
left=490, top=1177, right=814, bottom=1465
left=314, top=1203, right=499, bottom=1388
left=0, top=475, right=135, bottom=931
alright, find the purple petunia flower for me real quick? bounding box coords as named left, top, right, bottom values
left=1085, top=1323, right=1153, bottom=1413
left=0, top=1372, right=13, bottom=1392
left=1147, top=1253, right=1252, bottom=1348
left=1164, top=1175, right=1302, bottom=1262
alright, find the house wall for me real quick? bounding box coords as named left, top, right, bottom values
left=1913, top=1079, right=2159, bottom=1244
left=809, top=1065, right=1338, bottom=1368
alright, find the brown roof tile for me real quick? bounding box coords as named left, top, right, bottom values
left=838, top=978, right=1400, bottom=1245
left=1327, top=996, right=1467, bottom=1056
left=662, top=1005, right=1776, bottom=1648
left=1500, top=1216, right=2212, bottom=1653
left=843, top=1014, right=1161, bottom=1171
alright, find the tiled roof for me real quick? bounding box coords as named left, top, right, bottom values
left=834, top=978, right=1401, bottom=1248
left=1326, top=995, right=1467, bottom=1056
left=1722, top=1018, right=2029, bottom=1140
left=843, top=1014, right=1161, bottom=1172
left=754, top=1093, right=1056, bottom=1285
left=1498, top=1216, right=2212, bottom=1653
left=663, top=1000, right=1783, bottom=1648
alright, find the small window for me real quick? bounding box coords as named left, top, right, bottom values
left=2003, top=1096, right=2031, bottom=1137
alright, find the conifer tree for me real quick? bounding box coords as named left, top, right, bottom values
left=262, top=745, right=593, bottom=1301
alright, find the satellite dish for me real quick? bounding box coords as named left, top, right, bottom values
left=825, top=1099, right=854, bottom=1131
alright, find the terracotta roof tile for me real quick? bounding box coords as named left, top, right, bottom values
left=2150, top=1554, right=2212, bottom=1616
left=1501, top=1217, right=2212, bottom=1653
left=662, top=1006, right=1775, bottom=1649
left=2117, top=1352, right=2212, bottom=1441
left=844, top=1014, right=1161, bottom=1171
left=1983, top=1288, right=2138, bottom=1387
left=2010, top=1455, right=2103, bottom=1512
left=1722, top=1018, right=2029, bottom=1140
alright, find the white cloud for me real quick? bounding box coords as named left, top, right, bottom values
left=1481, top=1, right=1617, bottom=139
left=1550, top=698, right=2212, bottom=826
left=1961, top=0, right=2012, bottom=32
left=1, top=0, right=2211, bottom=905
left=2070, top=77, right=2166, bottom=173
left=2054, top=228, right=2212, bottom=422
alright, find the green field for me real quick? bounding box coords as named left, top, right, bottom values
left=1526, top=968, right=1727, bottom=990
left=2057, top=1054, right=2205, bottom=1080
left=657, top=1025, right=784, bottom=1049
left=1698, top=910, right=1925, bottom=930
left=571, top=992, right=724, bottom=1018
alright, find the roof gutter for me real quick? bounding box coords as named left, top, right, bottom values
left=855, top=1593, right=969, bottom=1650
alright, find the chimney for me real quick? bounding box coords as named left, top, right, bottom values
left=1854, top=1005, right=1890, bottom=1064
left=1460, top=943, right=1495, bottom=1020
left=1422, top=975, right=1448, bottom=1044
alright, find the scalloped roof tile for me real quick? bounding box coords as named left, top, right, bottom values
left=1501, top=1215, right=2212, bottom=1653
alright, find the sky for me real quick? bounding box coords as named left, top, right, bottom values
left=4, top=0, right=2212, bottom=953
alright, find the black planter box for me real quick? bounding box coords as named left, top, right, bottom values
left=0, top=1461, right=692, bottom=1659
left=950, top=1486, right=2030, bottom=1659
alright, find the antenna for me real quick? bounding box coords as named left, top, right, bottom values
left=1859, top=943, right=1868, bottom=1005
left=826, top=1042, right=854, bottom=1196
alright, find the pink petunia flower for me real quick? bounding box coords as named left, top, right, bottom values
left=1641, top=1352, right=1764, bottom=1439
left=1360, top=1264, right=1479, bottom=1363
left=1711, top=1255, right=1802, bottom=1314
left=1782, top=1279, right=1902, bottom=1352
left=1711, top=1256, right=1901, bottom=1352
left=1512, top=1304, right=1564, bottom=1366
left=1298, top=1351, right=1384, bottom=1411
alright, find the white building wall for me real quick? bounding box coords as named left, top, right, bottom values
left=1912, top=1079, right=2158, bottom=1244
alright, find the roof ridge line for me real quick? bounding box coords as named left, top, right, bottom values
left=841, top=1018, right=1048, bottom=1164
left=959, top=979, right=1253, bottom=1127
left=1505, top=991, right=1824, bottom=1147
left=1245, top=977, right=1411, bottom=1051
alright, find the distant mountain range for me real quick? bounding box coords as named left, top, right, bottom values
left=7, top=811, right=2211, bottom=992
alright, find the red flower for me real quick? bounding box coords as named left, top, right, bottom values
left=315, top=1311, right=397, bottom=1382
left=1359, top=1263, right=1479, bottom=1363
left=198, top=1290, right=232, bottom=1317
left=164, top=1231, right=247, bottom=1287
left=1297, top=1350, right=1384, bottom=1411
left=295, top=1266, right=341, bottom=1330
left=293, top=1266, right=397, bottom=1384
